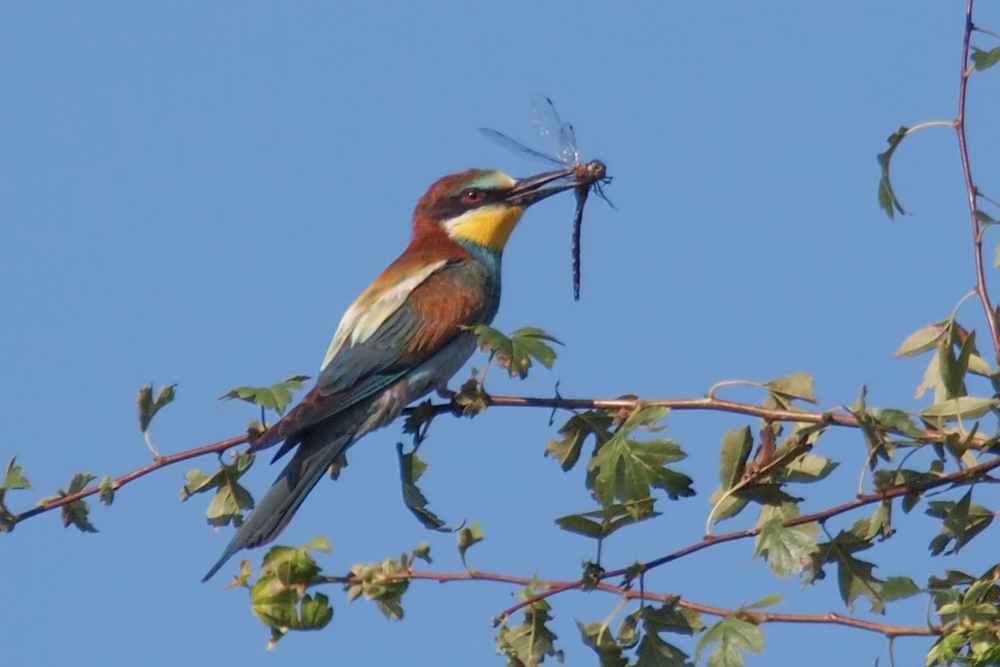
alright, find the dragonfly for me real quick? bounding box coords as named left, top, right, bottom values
left=480, top=94, right=612, bottom=300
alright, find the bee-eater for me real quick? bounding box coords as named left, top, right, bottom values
left=203, top=167, right=586, bottom=581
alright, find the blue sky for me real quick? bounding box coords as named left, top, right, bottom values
left=3, top=2, right=999, bottom=666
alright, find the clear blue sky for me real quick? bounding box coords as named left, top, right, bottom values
left=3, top=3, right=999, bottom=666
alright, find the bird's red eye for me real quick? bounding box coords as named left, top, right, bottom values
left=462, top=189, right=484, bottom=205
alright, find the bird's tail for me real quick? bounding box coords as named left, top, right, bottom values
left=201, top=430, right=353, bottom=582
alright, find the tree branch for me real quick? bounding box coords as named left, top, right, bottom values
left=499, top=452, right=1000, bottom=619
left=9, top=382, right=989, bottom=528
left=321, top=567, right=939, bottom=638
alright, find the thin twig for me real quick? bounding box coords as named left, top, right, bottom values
left=8, top=434, right=248, bottom=526
left=956, top=0, right=1000, bottom=361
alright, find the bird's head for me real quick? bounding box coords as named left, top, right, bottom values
left=414, top=168, right=580, bottom=253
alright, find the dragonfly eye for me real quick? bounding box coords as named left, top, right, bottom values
left=461, top=189, right=484, bottom=205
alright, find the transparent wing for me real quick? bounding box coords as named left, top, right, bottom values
left=479, top=128, right=564, bottom=167
left=559, top=122, right=580, bottom=167
left=530, top=94, right=578, bottom=167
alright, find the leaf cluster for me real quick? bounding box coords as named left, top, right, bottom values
left=578, top=601, right=704, bottom=667
left=181, top=453, right=256, bottom=527
left=927, top=569, right=1000, bottom=666
left=227, top=537, right=335, bottom=648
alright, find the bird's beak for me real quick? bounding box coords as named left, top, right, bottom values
left=504, top=168, right=581, bottom=207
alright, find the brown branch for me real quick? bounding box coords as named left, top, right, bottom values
left=322, top=568, right=938, bottom=638
left=500, top=452, right=1000, bottom=619
left=957, top=0, right=1000, bottom=361
left=9, top=381, right=987, bottom=528
left=8, top=434, right=248, bottom=526
left=466, top=394, right=987, bottom=447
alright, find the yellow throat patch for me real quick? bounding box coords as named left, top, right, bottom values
left=444, top=205, right=527, bottom=254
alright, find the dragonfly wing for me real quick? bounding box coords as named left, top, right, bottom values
left=558, top=121, right=581, bottom=167
left=479, top=128, right=563, bottom=167
left=530, top=94, right=574, bottom=167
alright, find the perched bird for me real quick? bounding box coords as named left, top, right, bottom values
left=203, top=167, right=585, bottom=581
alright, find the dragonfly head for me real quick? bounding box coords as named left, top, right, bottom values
left=415, top=168, right=582, bottom=253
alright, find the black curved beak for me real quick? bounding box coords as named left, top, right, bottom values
left=504, top=168, right=580, bottom=207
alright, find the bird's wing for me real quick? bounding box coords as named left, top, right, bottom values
left=250, top=255, right=491, bottom=455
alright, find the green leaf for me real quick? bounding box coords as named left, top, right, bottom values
left=915, top=352, right=944, bottom=401
left=876, top=126, right=909, bottom=219
left=718, top=427, right=753, bottom=489
left=872, top=468, right=941, bottom=498
left=546, top=409, right=615, bottom=471
left=806, top=528, right=916, bottom=613
left=3, top=457, right=32, bottom=491
left=220, top=375, right=310, bottom=416
left=411, top=542, right=432, bottom=564
left=472, top=325, right=561, bottom=379
left=967, top=352, right=993, bottom=376
left=98, top=476, right=116, bottom=506
left=695, top=614, right=765, bottom=667
left=298, top=592, right=334, bottom=629
left=975, top=209, right=998, bottom=226
left=555, top=498, right=660, bottom=540
left=0, top=457, right=32, bottom=531
left=708, top=427, right=765, bottom=524
left=137, top=383, right=176, bottom=432
left=782, top=453, right=838, bottom=484
left=765, top=373, right=818, bottom=404
left=496, top=587, right=562, bottom=667
left=577, top=620, right=629, bottom=667
left=867, top=408, right=925, bottom=439
left=642, top=603, right=705, bottom=636
left=588, top=407, right=694, bottom=505
left=457, top=520, right=484, bottom=565
left=630, top=603, right=703, bottom=666
left=37, top=472, right=98, bottom=533
left=926, top=491, right=994, bottom=556
left=895, top=322, right=947, bottom=358
left=589, top=435, right=694, bottom=505
left=754, top=515, right=817, bottom=578
left=554, top=513, right=603, bottom=538
left=879, top=576, right=921, bottom=603
left=709, top=494, right=751, bottom=524
left=920, top=396, right=997, bottom=421
left=180, top=453, right=255, bottom=527
left=743, top=594, right=783, bottom=610
left=636, top=632, right=694, bottom=667
left=971, top=46, right=1000, bottom=71
left=397, top=447, right=450, bottom=531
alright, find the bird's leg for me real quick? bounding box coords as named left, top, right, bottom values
left=435, top=387, right=456, bottom=401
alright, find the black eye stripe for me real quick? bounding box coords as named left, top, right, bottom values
left=427, top=188, right=507, bottom=221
